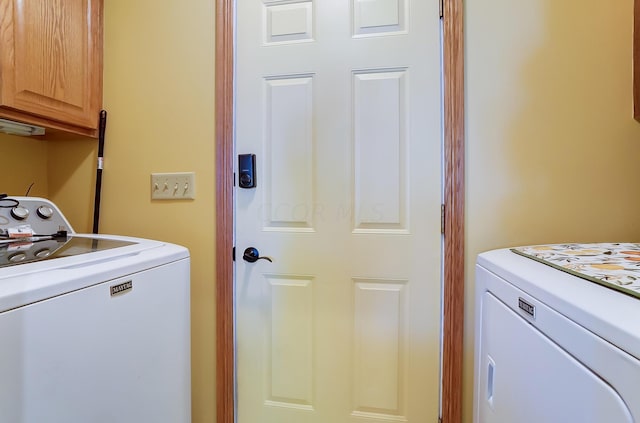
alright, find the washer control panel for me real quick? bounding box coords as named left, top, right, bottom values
left=0, top=197, right=75, bottom=236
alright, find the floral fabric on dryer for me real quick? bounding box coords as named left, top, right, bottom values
left=512, top=243, right=640, bottom=300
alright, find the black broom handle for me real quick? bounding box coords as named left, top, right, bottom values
left=92, top=110, right=107, bottom=234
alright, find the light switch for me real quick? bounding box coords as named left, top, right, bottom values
left=151, top=172, right=196, bottom=200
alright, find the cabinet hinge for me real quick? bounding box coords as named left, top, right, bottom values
left=441, top=204, right=445, bottom=234
left=439, top=0, right=444, bottom=19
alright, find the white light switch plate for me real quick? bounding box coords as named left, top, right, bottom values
left=151, top=172, right=196, bottom=200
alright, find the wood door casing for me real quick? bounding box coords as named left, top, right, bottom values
left=634, top=0, right=640, bottom=121
left=441, top=0, right=465, bottom=421
left=215, top=1, right=465, bottom=422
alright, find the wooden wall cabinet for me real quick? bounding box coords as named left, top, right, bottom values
left=0, top=0, right=103, bottom=138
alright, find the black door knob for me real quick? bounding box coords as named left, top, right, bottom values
left=243, top=247, right=273, bottom=263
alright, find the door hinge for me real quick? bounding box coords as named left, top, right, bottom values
left=441, top=204, right=445, bottom=234
left=233, top=246, right=236, bottom=261
left=439, top=0, right=444, bottom=19
left=233, top=172, right=236, bottom=187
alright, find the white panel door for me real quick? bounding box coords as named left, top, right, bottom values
left=235, top=1, right=442, bottom=422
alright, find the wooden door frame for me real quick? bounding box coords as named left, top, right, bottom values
left=215, top=1, right=465, bottom=422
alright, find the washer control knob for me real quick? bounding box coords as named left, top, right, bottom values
left=8, top=252, right=27, bottom=263
left=35, top=248, right=51, bottom=258
left=37, top=205, right=54, bottom=219
left=11, top=206, right=30, bottom=220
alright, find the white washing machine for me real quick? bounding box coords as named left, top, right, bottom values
left=0, top=197, right=191, bottom=423
left=474, top=248, right=640, bottom=423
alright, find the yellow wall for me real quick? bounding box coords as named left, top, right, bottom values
left=48, top=138, right=98, bottom=231
left=465, top=0, right=640, bottom=421
left=5, top=0, right=640, bottom=422
left=49, top=0, right=217, bottom=421
left=0, top=134, right=48, bottom=197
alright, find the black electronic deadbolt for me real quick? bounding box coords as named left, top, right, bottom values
left=238, top=154, right=256, bottom=189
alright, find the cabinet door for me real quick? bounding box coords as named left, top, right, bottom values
left=0, top=0, right=103, bottom=135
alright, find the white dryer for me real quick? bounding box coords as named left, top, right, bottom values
left=0, top=197, right=191, bottom=423
left=474, top=248, right=640, bottom=423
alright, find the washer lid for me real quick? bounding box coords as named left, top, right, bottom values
left=0, top=236, right=136, bottom=269
left=0, top=233, right=189, bottom=314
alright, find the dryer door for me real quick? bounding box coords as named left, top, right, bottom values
left=476, top=292, right=633, bottom=423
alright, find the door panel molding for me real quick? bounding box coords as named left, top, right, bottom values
left=215, top=1, right=465, bottom=422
